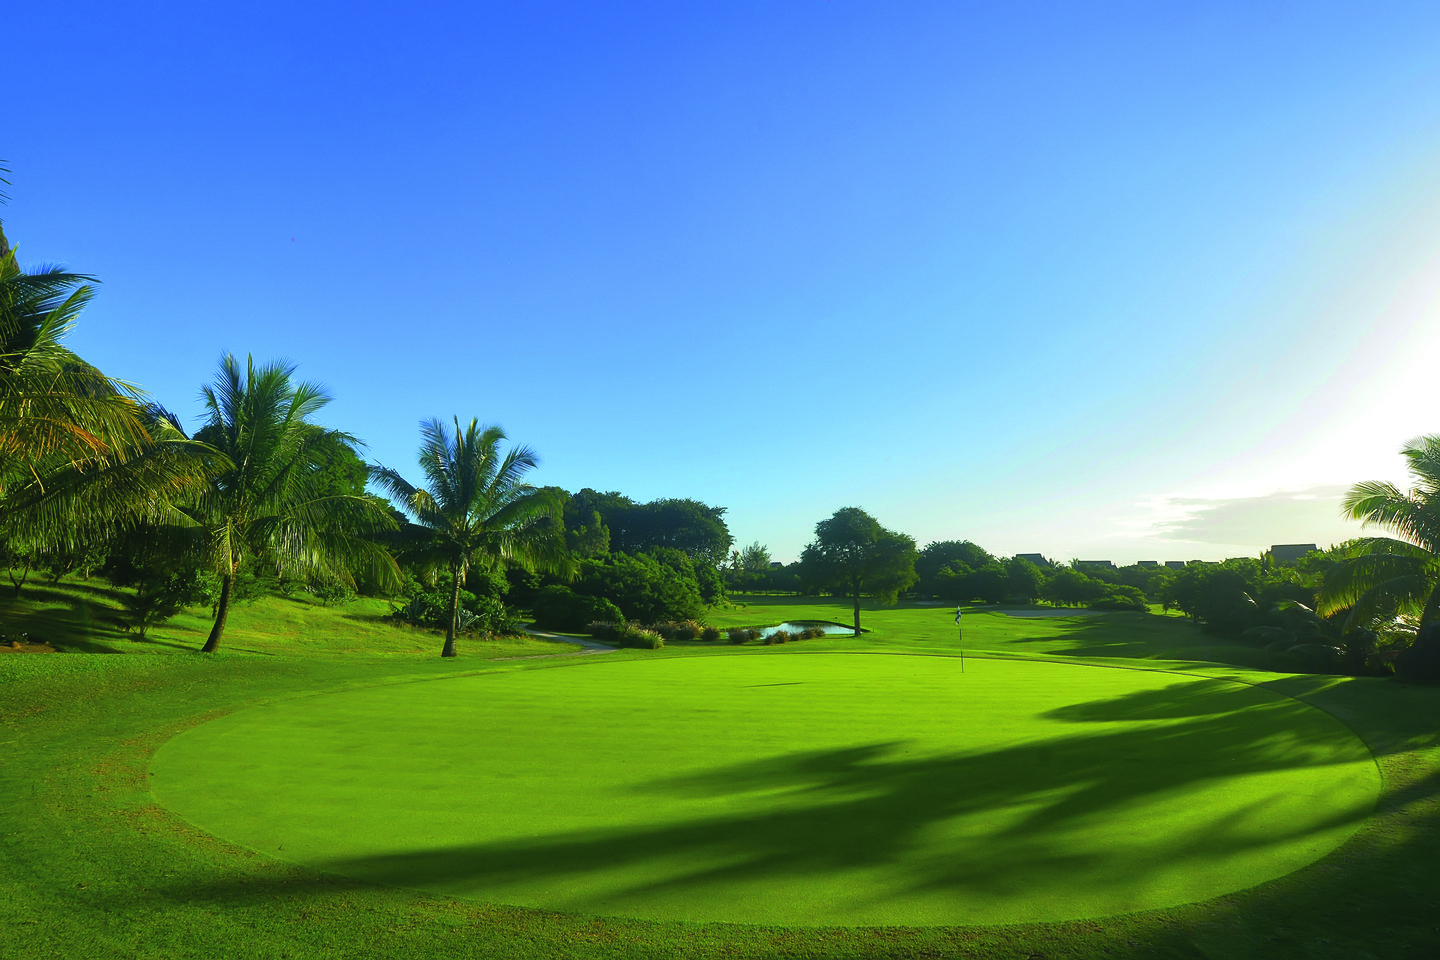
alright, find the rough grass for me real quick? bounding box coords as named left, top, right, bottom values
left=2, top=583, right=1439, bottom=957
left=0, top=575, right=562, bottom=658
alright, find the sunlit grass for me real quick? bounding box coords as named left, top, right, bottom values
left=2, top=581, right=1439, bottom=957
left=0, top=575, right=563, bottom=659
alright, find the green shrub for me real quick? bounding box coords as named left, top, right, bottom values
left=532, top=587, right=624, bottom=632
left=617, top=625, right=664, bottom=650
left=1090, top=594, right=1147, bottom=612
left=727, top=627, right=749, bottom=645
left=701, top=626, right=721, bottom=642
left=586, top=621, right=623, bottom=641
left=587, top=597, right=625, bottom=628
left=469, top=595, right=523, bottom=636
left=312, top=582, right=357, bottom=607
left=1287, top=643, right=1345, bottom=672
left=1089, top=585, right=1148, bottom=613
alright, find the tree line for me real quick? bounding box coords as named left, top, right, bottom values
left=7, top=163, right=1440, bottom=677
left=0, top=168, right=736, bottom=656
left=744, top=452, right=1440, bottom=681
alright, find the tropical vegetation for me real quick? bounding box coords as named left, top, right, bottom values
left=188, top=354, right=402, bottom=652
left=372, top=418, right=570, bottom=657
left=1319, top=435, right=1440, bottom=628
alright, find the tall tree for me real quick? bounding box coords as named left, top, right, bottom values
left=567, top=489, right=732, bottom=566
left=914, top=540, right=993, bottom=597
left=740, top=541, right=772, bottom=572
left=372, top=418, right=571, bottom=657
left=1319, top=435, right=1440, bottom=630
left=800, top=507, right=918, bottom=635
left=1, top=169, right=218, bottom=553
left=190, top=354, right=400, bottom=652
left=0, top=258, right=153, bottom=487
left=0, top=162, right=145, bottom=473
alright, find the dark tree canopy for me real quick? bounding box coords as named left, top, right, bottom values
left=572, top=551, right=707, bottom=623
left=565, top=489, right=732, bottom=567
left=800, top=507, right=917, bottom=635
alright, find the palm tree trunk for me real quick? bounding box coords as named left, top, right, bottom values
left=441, top=567, right=462, bottom=658
left=202, top=573, right=234, bottom=653
left=1423, top=587, right=1440, bottom=629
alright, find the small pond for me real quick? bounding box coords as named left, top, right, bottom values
left=759, top=620, right=860, bottom=638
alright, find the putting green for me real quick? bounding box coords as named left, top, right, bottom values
left=151, top=654, right=1379, bottom=926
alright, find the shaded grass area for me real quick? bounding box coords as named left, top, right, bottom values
left=151, top=656, right=1379, bottom=926
left=2, top=589, right=1439, bottom=956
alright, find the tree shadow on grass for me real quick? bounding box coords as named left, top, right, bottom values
left=990, top=613, right=1273, bottom=664
left=289, top=700, right=1375, bottom=924
left=0, top=603, right=133, bottom=653
left=85, top=667, right=1440, bottom=956
left=1043, top=677, right=1293, bottom=722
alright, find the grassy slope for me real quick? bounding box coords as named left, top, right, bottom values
left=1, top=587, right=1438, bottom=958
left=0, top=576, right=564, bottom=658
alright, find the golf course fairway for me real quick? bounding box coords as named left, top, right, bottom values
left=151, top=653, right=1380, bottom=926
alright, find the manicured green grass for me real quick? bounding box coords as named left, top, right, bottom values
left=3, top=586, right=1440, bottom=958
left=712, top=595, right=1283, bottom=668
left=152, top=654, right=1378, bottom=926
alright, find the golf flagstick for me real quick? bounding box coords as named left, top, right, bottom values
left=956, top=606, right=964, bottom=673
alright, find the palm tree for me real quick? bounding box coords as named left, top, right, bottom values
left=0, top=255, right=156, bottom=483
left=1318, top=435, right=1440, bottom=630
left=372, top=418, right=570, bottom=657
left=2, top=405, right=222, bottom=562
left=0, top=163, right=152, bottom=476
left=191, top=354, right=401, bottom=653
left=1, top=217, right=219, bottom=557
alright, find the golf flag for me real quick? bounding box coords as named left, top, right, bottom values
left=955, top=606, right=963, bottom=625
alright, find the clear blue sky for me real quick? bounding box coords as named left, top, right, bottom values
left=8, top=1, right=1440, bottom=563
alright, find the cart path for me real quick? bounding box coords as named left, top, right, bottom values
left=488, top=627, right=619, bottom=661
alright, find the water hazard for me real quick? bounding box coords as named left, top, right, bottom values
left=758, top=621, right=858, bottom=638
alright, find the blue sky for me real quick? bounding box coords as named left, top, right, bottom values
left=7, top=1, right=1440, bottom=563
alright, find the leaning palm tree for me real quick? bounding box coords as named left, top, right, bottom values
left=0, top=168, right=219, bottom=577
left=371, top=418, right=571, bottom=657
left=1318, top=435, right=1440, bottom=630
left=0, top=253, right=156, bottom=485
left=1, top=240, right=220, bottom=553
left=191, top=354, right=401, bottom=652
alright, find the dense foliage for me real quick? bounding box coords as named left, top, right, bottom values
left=373, top=419, right=570, bottom=657
left=799, top=507, right=918, bottom=635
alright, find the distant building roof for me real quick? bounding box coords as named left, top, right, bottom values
left=1164, top=561, right=1186, bottom=569
left=1078, top=560, right=1116, bottom=569
left=1269, top=543, right=1319, bottom=564
left=1136, top=560, right=1158, bottom=567
left=1015, top=553, right=1050, bottom=566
